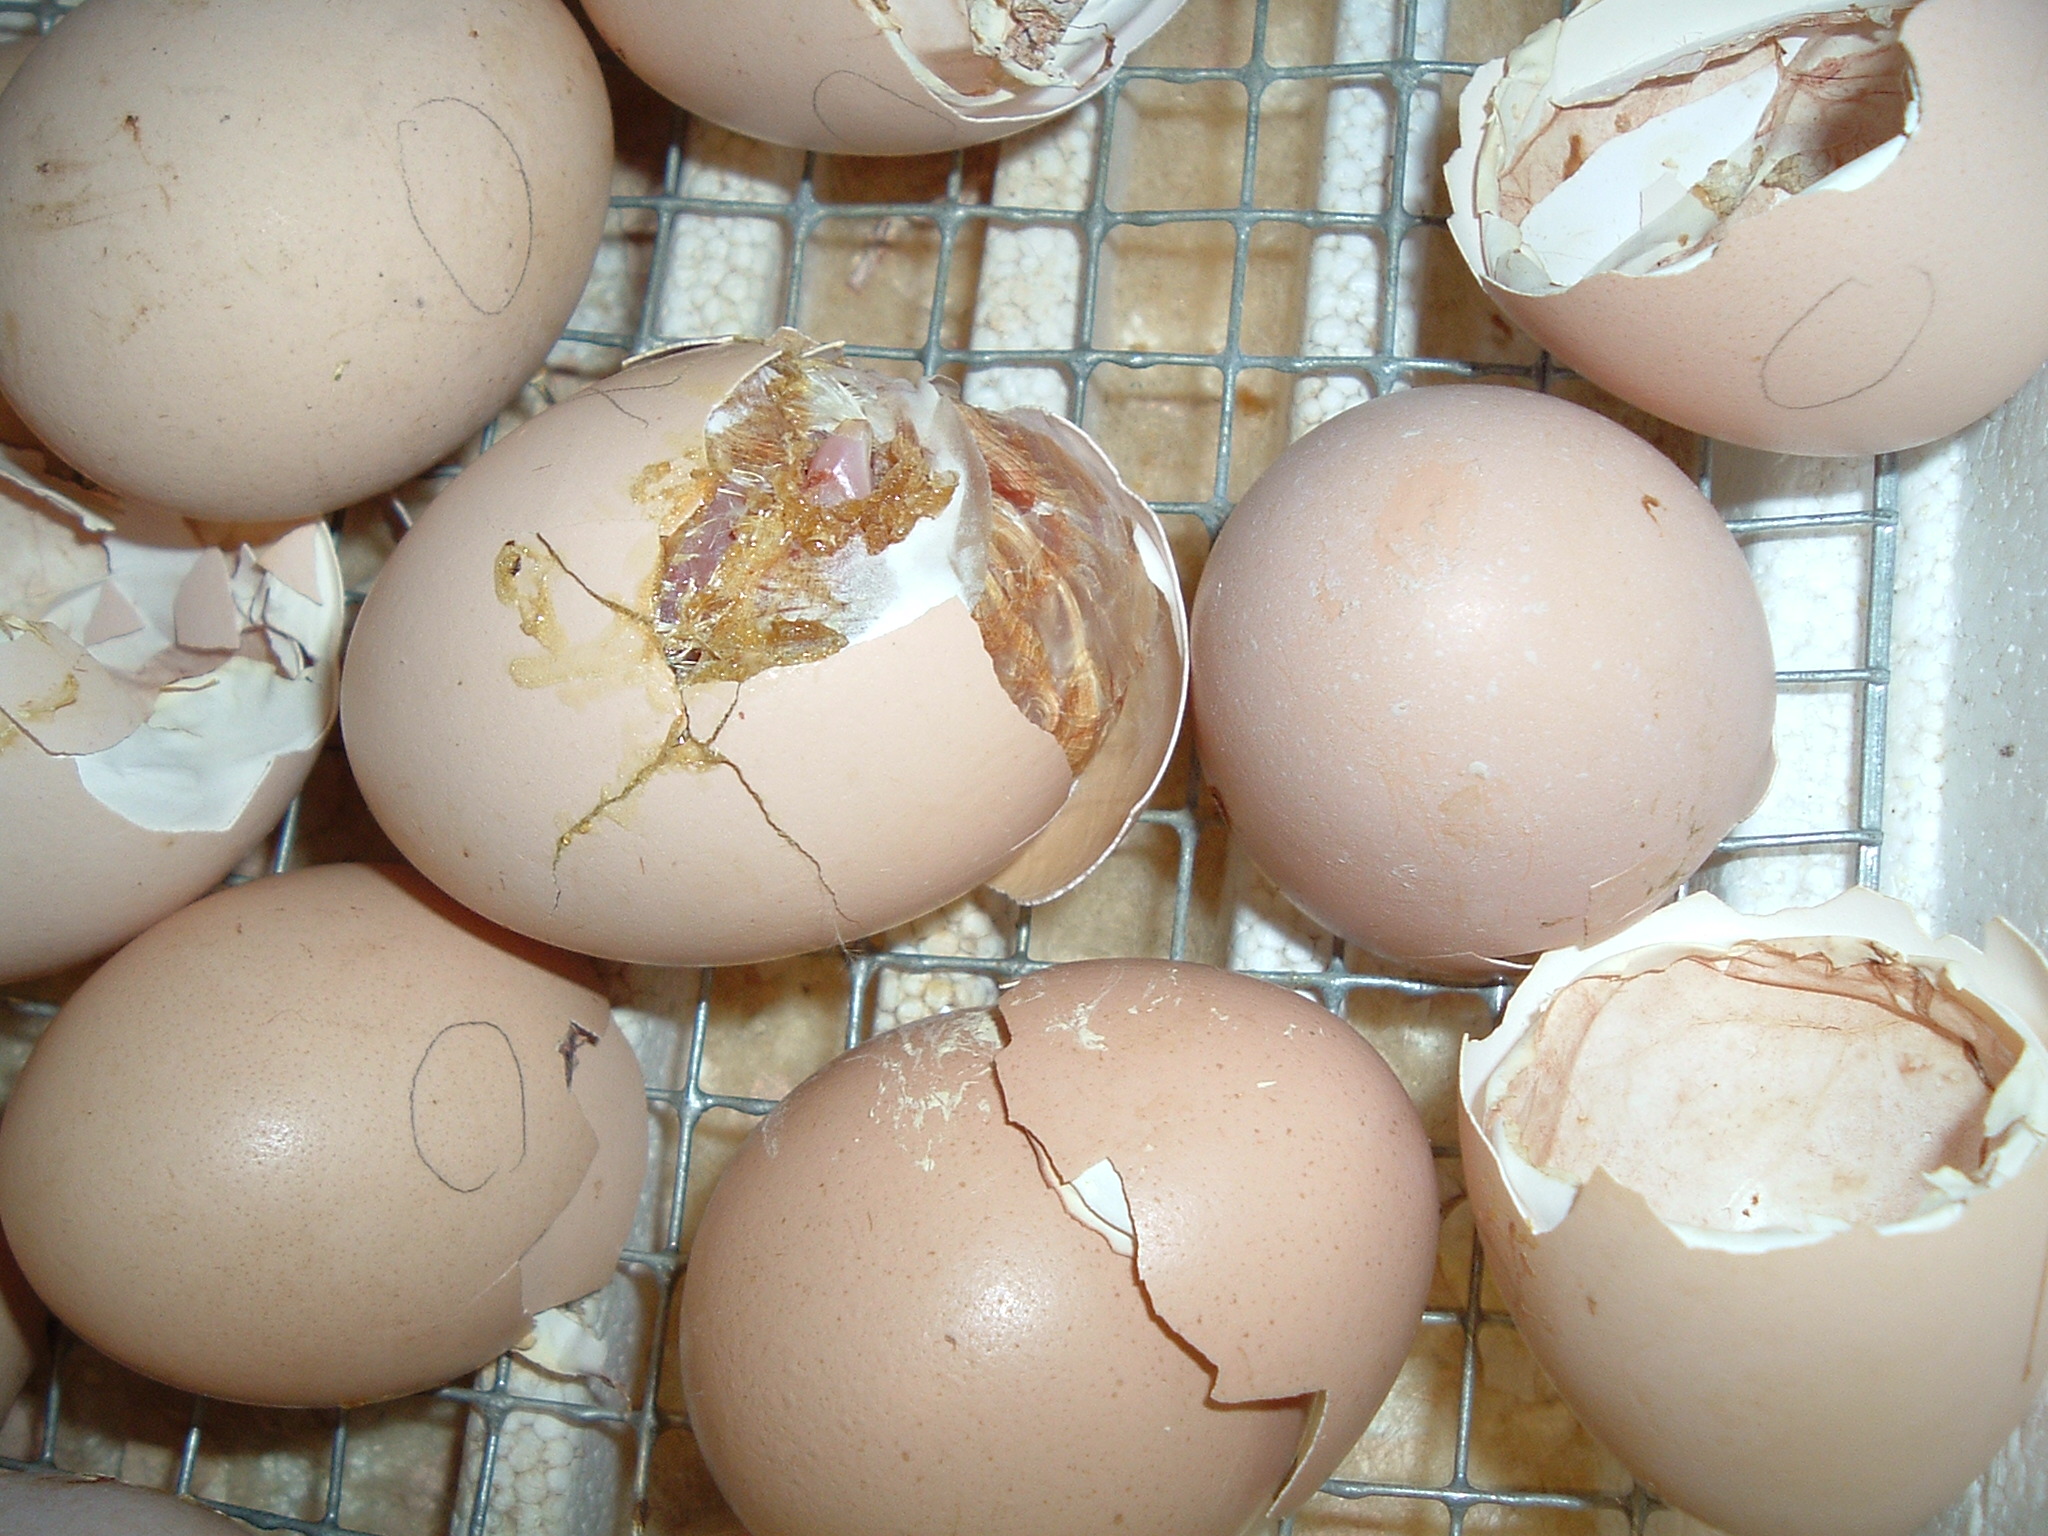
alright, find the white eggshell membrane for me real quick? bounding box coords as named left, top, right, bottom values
left=1444, top=0, right=2048, bottom=455
left=582, top=0, right=1188, bottom=155
left=1458, top=888, right=2048, bottom=1536
left=0, top=464, right=343, bottom=982
left=0, top=0, right=612, bottom=521
left=342, top=335, right=1183, bottom=966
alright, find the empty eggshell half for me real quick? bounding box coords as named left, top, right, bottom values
left=582, top=0, right=1188, bottom=156
left=0, top=1475, right=258, bottom=1534
left=0, top=458, right=344, bottom=982
left=0, top=0, right=612, bottom=521
left=341, top=332, right=1184, bottom=967
left=1444, top=0, right=2048, bottom=455
left=0, top=864, right=648, bottom=1408
left=1458, top=888, right=2048, bottom=1536
left=679, top=958, right=1437, bottom=1536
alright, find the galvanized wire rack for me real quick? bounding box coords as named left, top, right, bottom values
left=0, top=1, right=1897, bottom=1533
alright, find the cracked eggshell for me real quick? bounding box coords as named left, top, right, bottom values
left=681, top=1000, right=1315, bottom=1536
left=1190, top=385, right=1775, bottom=978
left=0, top=0, right=612, bottom=522
left=0, top=864, right=648, bottom=1408
left=0, top=1475, right=259, bottom=1534
left=342, top=337, right=1180, bottom=966
left=0, top=487, right=345, bottom=983
left=1444, top=0, right=2048, bottom=456
left=1457, top=889, right=2048, bottom=1536
left=991, top=959, right=1441, bottom=1514
left=582, top=0, right=1188, bottom=157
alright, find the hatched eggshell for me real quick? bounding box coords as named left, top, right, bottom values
left=582, top=0, right=1188, bottom=157
left=1444, top=0, right=2048, bottom=456
left=992, top=959, right=1440, bottom=1513
left=0, top=864, right=648, bottom=1407
left=985, top=410, right=1188, bottom=906
left=1190, top=385, right=1776, bottom=975
left=0, top=496, right=344, bottom=984
left=341, top=339, right=1094, bottom=966
left=679, top=1007, right=1311, bottom=1536
left=0, top=1476, right=257, bottom=1534
left=0, top=0, right=612, bottom=521
left=1458, top=889, right=2048, bottom=1536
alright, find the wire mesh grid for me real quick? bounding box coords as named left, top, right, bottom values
left=0, top=0, right=1898, bottom=1532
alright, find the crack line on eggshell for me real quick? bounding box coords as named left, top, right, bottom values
left=523, top=536, right=854, bottom=934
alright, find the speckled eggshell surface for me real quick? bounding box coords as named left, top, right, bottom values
left=0, top=0, right=612, bottom=521
left=0, top=864, right=648, bottom=1408
left=680, top=958, right=1438, bottom=1535
left=1444, top=0, right=2048, bottom=456
left=1191, top=384, right=1776, bottom=974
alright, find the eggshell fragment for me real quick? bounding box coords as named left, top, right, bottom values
left=0, top=1475, right=257, bottom=1534
left=1458, top=888, right=2048, bottom=1536
left=0, top=477, right=344, bottom=983
left=992, top=959, right=1441, bottom=1512
left=0, top=864, right=648, bottom=1407
left=1190, top=385, right=1775, bottom=977
left=0, top=0, right=613, bottom=521
left=679, top=1007, right=1312, bottom=1536
left=583, top=0, right=1188, bottom=156
left=342, top=334, right=1183, bottom=965
left=1444, top=0, right=2048, bottom=455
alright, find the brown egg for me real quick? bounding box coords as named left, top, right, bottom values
left=582, top=0, right=1188, bottom=156
left=1444, top=0, right=2048, bottom=456
left=1460, top=889, right=2048, bottom=1536
left=1190, top=384, right=1776, bottom=977
left=0, top=478, right=344, bottom=983
left=0, top=1475, right=257, bottom=1534
left=680, top=958, right=1439, bottom=1536
left=0, top=864, right=648, bottom=1408
left=0, top=0, right=611, bottom=522
left=341, top=333, right=1185, bottom=966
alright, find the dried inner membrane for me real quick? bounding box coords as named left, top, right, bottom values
left=1483, top=939, right=2020, bottom=1233
left=878, top=0, right=1150, bottom=100
left=630, top=344, right=1157, bottom=777
left=1487, top=4, right=1919, bottom=290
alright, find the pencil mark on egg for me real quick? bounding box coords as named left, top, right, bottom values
left=410, top=1020, right=529, bottom=1193
left=1760, top=266, right=1934, bottom=410
left=397, top=98, right=534, bottom=316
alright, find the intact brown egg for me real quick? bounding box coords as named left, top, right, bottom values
left=1460, top=889, right=2048, bottom=1536
left=0, top=0, right=612, bottom=522
left=1191, top=384, right=1776, bottom=977
left=679, top=958, right=1439, bottom=1536
left=1444, top=0, right=2048, bottom=456
left=582, top=0, right=1188, bottom=156
left=0, top=1475, right=257, bottom=1534
left=0, top=864, right=648, bottom=1407
left=341, top=332, right=1185, bottom=967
